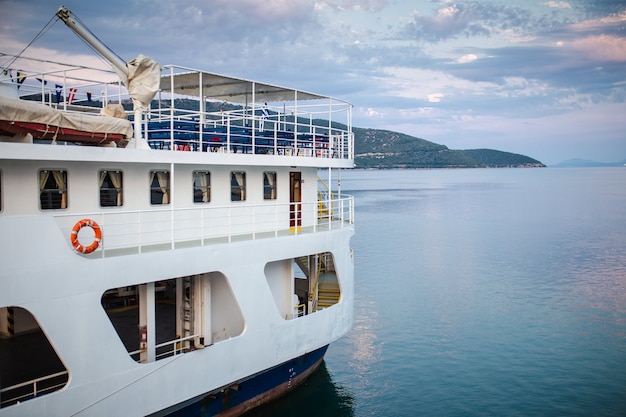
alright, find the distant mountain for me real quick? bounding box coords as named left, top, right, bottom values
left=551, top=158, right=626, bottom=168
left=353, top=127, right=545, bottom=169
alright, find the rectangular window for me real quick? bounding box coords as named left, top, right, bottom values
left=231, top=171, right=246, bottom=201
left=150, top=171, right=170, bottom=205
left=263, top=171, right=277, bottom=200
left=40, top=169, right=68, bottom=210
left=100, top=170, right=123, bottom=207
left=193, top=171, right=211, bottom=203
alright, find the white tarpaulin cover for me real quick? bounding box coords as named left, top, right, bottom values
left=125, top=55, right=161, bottom=111
left=0, top=96, right=133, bottom=145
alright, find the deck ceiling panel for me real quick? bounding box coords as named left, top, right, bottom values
left=159, top=71, right=326, bottom=104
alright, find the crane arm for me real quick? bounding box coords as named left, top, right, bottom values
left=55, top=6, right=128, bottom=78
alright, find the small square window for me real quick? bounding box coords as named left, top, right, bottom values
left=150, top=171, right=170, bottom=205
left=231, top=171, right=246, bottom=201
left=100, top=170, right=123, bottom=207
left=193, top=171, right=211, bottom=203
left=40, top=170, right=68, bottom=210
left=263, top=172, right=277, bottom=200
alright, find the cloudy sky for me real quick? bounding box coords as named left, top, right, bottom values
left=1, top=0, right=625, bottom=164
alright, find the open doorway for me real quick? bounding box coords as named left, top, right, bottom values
left=290, top=171, right=302, bottom=230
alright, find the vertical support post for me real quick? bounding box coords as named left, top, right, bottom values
left=139, top=283, right=156, bottom=363
left=199, top=72, right=204, bottom=152
left=176, top=277, right=183, bottom=351
left=134, top=109, right=142, bottom=144
left=194, top=275, right=205, bottom=347
left=170, top=162, right=175, bottom=249
left=203, top=274, right=212, bottom=346
left=294, top=90, right=298, bottom=153
left=290, top=260, right=296, bottom=319
left=182, top=276, right=193, bottom=350
left=252, top=82, right=256, bottom=154
left=40, top=75, right=45, bottom=105
left=62, top=71, right=67, bottom=111
left=328, top=168, right=332, bottom=230
left=170, top=66, right=175, bottom=151
left=349, top=103, right=353, bottom=159
left=328, top=98, right=332, bottom=143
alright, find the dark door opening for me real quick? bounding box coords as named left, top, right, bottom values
left=290, top=172, right=302, bottom=229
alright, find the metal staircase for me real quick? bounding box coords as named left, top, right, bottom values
left=317, top=176, right=333, bottom=221
left=296, top=253, right=340, bottom=312
left=316, top=281, right=340, bottom=309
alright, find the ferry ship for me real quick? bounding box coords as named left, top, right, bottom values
left=0, top=6, right=354, bottom=416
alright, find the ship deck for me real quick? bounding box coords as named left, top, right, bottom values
left=0, top=57, right=354, bottom=163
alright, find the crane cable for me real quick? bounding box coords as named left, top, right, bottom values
left=2, top=11, right=121, bottom=76
left=2, top=14, right=59, bottom=70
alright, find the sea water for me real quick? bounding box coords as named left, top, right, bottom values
left=251, top=168, right=626, bottom=417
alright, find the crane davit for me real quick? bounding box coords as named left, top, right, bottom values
left=55, top=5, right=160, bottom=149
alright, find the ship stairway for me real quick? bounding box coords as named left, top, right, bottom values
left=296, top=253, right=340, bottom=312
left=317, top=176, right=333, bottom=221
left=316, top=281, right=340, bottom=309
left=295, top=253, right=333, bottom=281
left=317, top=197, right=329, bottom=219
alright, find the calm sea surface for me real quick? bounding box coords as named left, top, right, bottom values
left=253, top=168, right=626, bottom=417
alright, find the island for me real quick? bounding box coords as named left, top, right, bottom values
left=354, top=127, right=545, bottom=169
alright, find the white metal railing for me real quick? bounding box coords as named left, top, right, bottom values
left=53, top=196, right=353, bottom=257
left=0, top=370, right=69, bottom=408
left=154, top=100, right=355, bottom=159
left=145, top=105, right=353, bottom=160
left=128, top=334, right=199, bottom=363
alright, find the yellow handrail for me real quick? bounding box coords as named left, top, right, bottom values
left=294, top=303, right=306, bottom=318
left=317, top=176, right=335, bottom=220
left=308, top=253, right=332, bottom=311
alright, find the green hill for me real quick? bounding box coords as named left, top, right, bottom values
left=353, top=127, right=545, bottom=169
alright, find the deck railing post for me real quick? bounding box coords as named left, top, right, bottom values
left=226, top=118, right=231, bottom=153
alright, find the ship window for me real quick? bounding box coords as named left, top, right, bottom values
left=39, top=170, right=68, bottom=210
left=99, top=170, right=123, bottom=207
left=231, top=171, right=246, bottom=201
left=150, top=171, right=170, bottom=205
left=265, top=252, right=341, bottom=321
left=193, top=171, right=211, bottom=203
left=263, top=171, right=277, bottom=200
left=101, top=273, right=244, bottom=363
left=0, top=306, right=69, bottom=407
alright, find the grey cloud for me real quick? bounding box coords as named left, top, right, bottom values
left=570, top=0, right=626, bottom=17
left=403, top=2, right=534, bottom=42
left=321, top=0, right=390, bottom=12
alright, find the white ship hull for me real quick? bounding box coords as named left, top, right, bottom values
left=1, top=210, right=353, bottom=416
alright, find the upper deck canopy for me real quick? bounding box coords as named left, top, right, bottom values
left=159, top=69, right=342, bottom=104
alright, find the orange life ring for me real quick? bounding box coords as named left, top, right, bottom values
left=70, top=219, right=102, bottom=254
